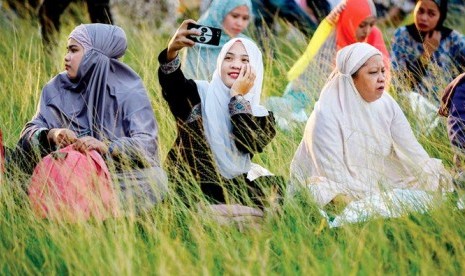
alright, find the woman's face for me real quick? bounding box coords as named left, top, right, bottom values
left=414, top=0, right=440, bottom=32
left=352, top=55, right=386, bottom=103
left=220, top=41, right=249, bottom=88
left=64, top=38, right=84, bottom=80
left=223, top=5, right=250, bottom=38
left=355, top=16, right=376, bottom=42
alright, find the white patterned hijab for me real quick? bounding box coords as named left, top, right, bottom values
left=195, top=37, right=268, bottom=179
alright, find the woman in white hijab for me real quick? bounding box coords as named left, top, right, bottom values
left=289, top=42, right=452, bottom=226
left=158, top=20, right=283, bottom=210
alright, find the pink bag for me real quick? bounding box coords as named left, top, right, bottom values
left=28, top=145, right=119, bottom=221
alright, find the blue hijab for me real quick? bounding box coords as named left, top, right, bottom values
left=182, top=0, right=253, bottom=80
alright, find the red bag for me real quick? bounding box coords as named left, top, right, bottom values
left=28, top=145, right=119, bottom=221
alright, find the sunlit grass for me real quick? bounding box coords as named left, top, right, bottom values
left=1, top=5, right=465, bottom=274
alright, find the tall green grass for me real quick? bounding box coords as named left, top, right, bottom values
left=1, top=5, right=465, bottom=274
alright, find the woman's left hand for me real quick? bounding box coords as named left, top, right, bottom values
left=230, top=64, right=256, bottom=97
left=73, top=136, right=108, bottom=154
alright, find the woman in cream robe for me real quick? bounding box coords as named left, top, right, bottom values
left=289, top=42, right=452, bottom=226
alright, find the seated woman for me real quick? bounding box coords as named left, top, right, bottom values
left=16, top=24, right=168, bottom=212
left=158, top=20, right=283, bottom=209
left=183, top=0, right=252, bottom=80
left=266, top=0, right=390, bottom=130
left=289, top=43, right=451, bottom=224
left=391, top=0, right=465, bottom=102
left=439, top=72, right=465, bottom=166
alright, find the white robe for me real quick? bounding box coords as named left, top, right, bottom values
left=289, top=43, right=451, bottom=207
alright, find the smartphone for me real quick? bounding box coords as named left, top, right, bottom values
left=187, top=23, right=222, bottom=46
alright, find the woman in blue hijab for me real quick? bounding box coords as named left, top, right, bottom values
left=182, top=0, right=253, bottom=80
left=17, top=24, right=168, bottom=212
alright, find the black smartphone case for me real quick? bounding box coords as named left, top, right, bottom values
left=187, top=23, right=222, bottom=46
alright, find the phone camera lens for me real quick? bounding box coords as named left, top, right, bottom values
left=200, top=36, right=206, bottom=42
left=201, top=27, right=208, bottom=33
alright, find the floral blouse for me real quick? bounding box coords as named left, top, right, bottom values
left=391, top=25, right=465, bottom=101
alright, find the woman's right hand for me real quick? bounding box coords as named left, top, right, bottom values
left=325, top=194, right=352, bottom=215
left=167, top=19, right=201, bottom=61
left=47, top=128, right=77, bottom=147
left=423, top=30, right=441, bottom=56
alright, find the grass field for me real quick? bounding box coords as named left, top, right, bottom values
left=1, top=3, right=465, bottom=274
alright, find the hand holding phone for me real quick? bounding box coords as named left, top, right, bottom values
left=167, top=19, right=198, bottom=60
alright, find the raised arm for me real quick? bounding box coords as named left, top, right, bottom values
left=158, top=20, right=204, bottom=121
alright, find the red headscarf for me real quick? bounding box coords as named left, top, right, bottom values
left=336, top=0, right=390, bottom=75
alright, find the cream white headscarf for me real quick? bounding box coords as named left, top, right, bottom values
left=290, top=42, right=448, bottom=206
left=195, top=38, right=268, bottom=179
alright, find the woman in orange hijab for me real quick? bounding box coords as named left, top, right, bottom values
left=266, top=0, right=390, bottom=131
left=335, top=0, right=389, bottom=60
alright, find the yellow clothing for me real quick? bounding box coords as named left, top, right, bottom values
left=287, top=19, right=334, bottom=81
